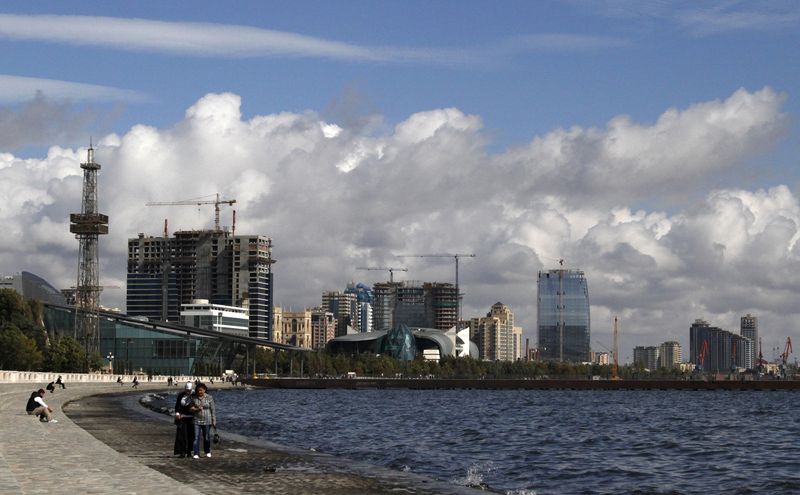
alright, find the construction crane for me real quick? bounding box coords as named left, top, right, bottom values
left=356, top=266, right=408, bottom=283
left=697, top=339, right=709, bottom=372
left=396, top=253, right=476, bottom=325
left=146, top=193, right=236, bottom=231
left=612, top=316, right=620, bottom=380
left=780, top=336, right=793, bottom=366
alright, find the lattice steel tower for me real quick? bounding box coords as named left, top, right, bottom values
left=70, top=142, right=108, bottom=360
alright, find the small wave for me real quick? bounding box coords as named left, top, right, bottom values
left=452, top=462, right=494, bottom=490
left=506, top=490, right=537, bottom=495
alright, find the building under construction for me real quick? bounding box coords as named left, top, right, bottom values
left=127, top=229, right=275, bottom=341
left=372, top=281, right=457, bottom=332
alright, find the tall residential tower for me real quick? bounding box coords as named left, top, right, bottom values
left=537, top=268, right=590, bottom=362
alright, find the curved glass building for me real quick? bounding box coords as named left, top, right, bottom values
left=537, top=269, right=590, bottom=362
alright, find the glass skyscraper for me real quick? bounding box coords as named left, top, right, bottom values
left=537, top=269, right=590, bottom=362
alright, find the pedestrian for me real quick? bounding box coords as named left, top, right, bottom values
left=191, top=383, right=216, bottom=459
left=167, top=376, right=173, bottom=387
left=55, top=375, right=66, bottom=389
left=25, top=389, right=57, bottom=423
left=173, top=382, right=195, bottom=458
left=117, top=376, right=123, bottom=385
left=132, top=376, right=139, bottom=388
left=45, top=381, right=55, bottom=393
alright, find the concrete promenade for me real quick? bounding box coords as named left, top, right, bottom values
left=0, top=381, right=202, bottom=494
left=0, top=379, right=489, bottom=495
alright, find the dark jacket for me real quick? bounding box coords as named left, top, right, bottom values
left=25, top=392, right=39, bottom=412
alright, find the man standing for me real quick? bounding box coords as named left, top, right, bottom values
left=173, top=382, right=195, bottom=458
left=26, top=389, right=57, bottom=423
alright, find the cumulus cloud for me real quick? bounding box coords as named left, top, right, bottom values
left=0, top=86, right=796, bottom=356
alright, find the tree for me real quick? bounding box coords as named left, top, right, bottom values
left=45, top=336, right=89, bottom=372
left=0, top=325, right=43, bottom=370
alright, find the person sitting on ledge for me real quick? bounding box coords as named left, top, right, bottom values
left=25, top=389, right=57, bottom=423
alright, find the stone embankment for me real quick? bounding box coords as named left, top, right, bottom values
left=0, top=379, right=490, bottom=495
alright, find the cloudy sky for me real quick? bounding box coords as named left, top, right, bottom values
left=1, top=1, right=799, bottom=361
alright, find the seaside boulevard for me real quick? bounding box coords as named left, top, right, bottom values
left=0, top=380, right=490, bottom=494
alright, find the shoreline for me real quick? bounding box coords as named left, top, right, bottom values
left=252, top=376, right=800, bottom=390
left=64, top=388, right=494, bottom=495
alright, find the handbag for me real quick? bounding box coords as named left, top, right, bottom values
left=212, top=427, right=221, bottom=445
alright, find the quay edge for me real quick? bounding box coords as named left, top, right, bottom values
left=248, top=377, right=800, bottom=391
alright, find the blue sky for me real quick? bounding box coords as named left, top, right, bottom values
left=2, top=1, right=800, bottom=358
left=3, top=1, right=797, bottom=152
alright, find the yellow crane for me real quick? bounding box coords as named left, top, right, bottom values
left=145, top=193, right=236, bottom=231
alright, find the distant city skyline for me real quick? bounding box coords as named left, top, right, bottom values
left=1, top=2, right=800, bottom=356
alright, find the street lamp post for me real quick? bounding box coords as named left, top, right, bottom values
left=107, top=352, right=114, bottom=374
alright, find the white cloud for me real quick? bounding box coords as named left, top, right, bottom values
left=0, top=75, right=149, bottom=104
left=0, top=87, right=796, bottom=358
left=0, top=14, right=627, bottom=66
left=582, top=0, right=800, bottom=36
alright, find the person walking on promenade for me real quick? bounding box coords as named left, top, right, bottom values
left=55, top=376, right=66, bottom=389
left=167, top=376, right=173, bottom=387
left=191, top=383, right=216, bottom=459
left=173, top=382, right=195, bottom=458
left=132, top=376, right=139, bottom=388
left=25, top=389, right=57, bottom=423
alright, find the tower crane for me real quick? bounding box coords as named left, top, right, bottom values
left=612, top=316, right=620, bottom=380
left=356, top=266, right=408, bottom=283
left=396, top=253, right=475, bottom=324
left=697, top=339, right=709, bottom=372
left=780, top=336, right=793, bottom=366
left=146, top=193, right=236, bottom=231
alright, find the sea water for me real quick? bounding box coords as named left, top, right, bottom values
left=212, top=388, right=800, bottom=495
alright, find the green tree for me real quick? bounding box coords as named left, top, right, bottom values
left=0, top=325, right=43, bottom=370
left=45, top=336, right=89, bottom=372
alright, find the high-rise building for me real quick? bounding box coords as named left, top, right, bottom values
left=512, top=325, right=523, bottom=361
left=126, top=230, right=274, bottom=340
left=344, top=282, right=374, bottom=333
left=658, top=341, right=682, bottom=369
left=537, top=268, right=590, bottom=362
left=633, top=346, right=659, bottom=370
left=310, top=308, right=336, bottom=349
left=372, top=282, right=400, bottom=332
left=740, top=314, right=758, bottom=369
left=322, top=290, right=358, bottom=337
left=374, top=281, right=457, bottom=332
left=470, top=302, right=516, bottom=361
left=690, top=319, right=749, bottom=372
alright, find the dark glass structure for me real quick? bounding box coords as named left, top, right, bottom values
left=537, top=269, right=590, bottom=362
left=380, top=323, right=417, bottom=361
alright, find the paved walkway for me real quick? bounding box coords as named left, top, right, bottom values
left=0, top=382, right=201, bottom=495
left=0, top=382, right=489, bottom=495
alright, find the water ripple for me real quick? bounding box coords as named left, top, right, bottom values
left=212, top=388, right=800, bottom=494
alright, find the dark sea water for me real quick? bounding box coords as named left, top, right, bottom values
left=211, top=388, right=800, bottom=495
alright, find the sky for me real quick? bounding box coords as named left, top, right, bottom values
left=1, top=1, right=800, bottom=362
